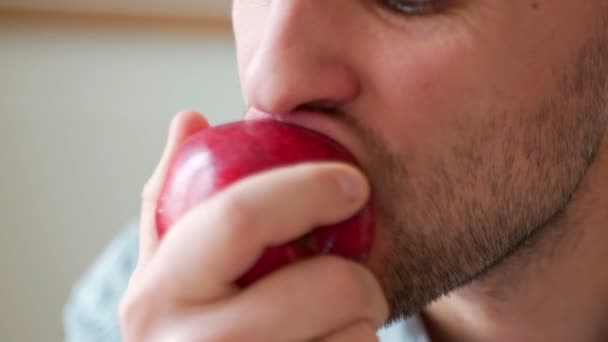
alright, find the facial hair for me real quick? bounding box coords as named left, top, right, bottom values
left=342, top=19, right=608, bottom=323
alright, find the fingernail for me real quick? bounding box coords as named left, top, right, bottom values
left=337, top=171, right=366, bottom=202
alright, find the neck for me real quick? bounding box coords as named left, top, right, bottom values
left=422, top=147, right=608, bottom=342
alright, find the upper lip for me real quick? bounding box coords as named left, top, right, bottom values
left=244, top=108, right=366, bottom=164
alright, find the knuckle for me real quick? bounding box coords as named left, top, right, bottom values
left=141, top=178, right=159, bottom=204
left=319, top=257, right=388, bottom=325
left=169, top=112, right=185, bottom=132
left=304, top=164, right=341, bottom=188
left=119, top=281, right=164, bottom=341
left=320, top=321, right=379, bottom=342
left=354, top=321, right=380, bottom=340
left=216, top=192, right=257, bottom=239
left=169, top=111, right=184, bottom=132
left=183, top=328, right=237, bottom=342
left=285, top=162, right=328, bottom=184
left=302, top=164, right=358, bottom=202
left=119, top=292, right=145, bottom=341
left=163, top=316, right=241, bottom=342
left=320, top=257, right=372, bottom=307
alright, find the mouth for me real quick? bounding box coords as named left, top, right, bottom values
left=244, top=108, right=367, bottom=166
left=244, top=108, right=390, bottom=272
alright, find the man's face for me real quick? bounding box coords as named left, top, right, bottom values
left=232, top=1, right=608, bottom=321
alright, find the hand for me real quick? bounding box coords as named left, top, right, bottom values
left=119, top=111, right=389, bottom=341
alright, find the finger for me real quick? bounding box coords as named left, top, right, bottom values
left=142, top=162, right=370, bottom=303
left=318, top=321, right=379, bottom=342
left=137, top=110, right=209, bottom=267
left=162, top=256, right=388, bottom=342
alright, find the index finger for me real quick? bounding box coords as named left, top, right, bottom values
left=143, top=162, right=370, bottom=302
left=137, top=110, right=209, bottom=267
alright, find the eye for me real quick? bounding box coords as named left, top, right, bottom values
left=381, top=0, right=444, bottom=15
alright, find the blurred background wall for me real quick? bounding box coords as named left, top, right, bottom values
left=0, top=2, right=242, bottom=340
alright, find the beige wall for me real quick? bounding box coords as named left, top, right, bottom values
left=0, top=13, right=242, bottom=341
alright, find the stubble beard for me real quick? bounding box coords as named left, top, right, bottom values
left=347, top=20, right=608, bottom=324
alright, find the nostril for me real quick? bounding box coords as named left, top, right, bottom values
left=295, top=99, right=342, bottom=114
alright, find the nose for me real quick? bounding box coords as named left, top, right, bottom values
left=241, top=1, right=361, bottom=115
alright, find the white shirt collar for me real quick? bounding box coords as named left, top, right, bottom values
left=377, top=316, right=430, bottom=342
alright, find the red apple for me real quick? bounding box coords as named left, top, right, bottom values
left=155, top=119, right=374, bottom=287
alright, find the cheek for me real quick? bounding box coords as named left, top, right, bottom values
left=362, top=26, right=557, bottom=165
left=364, top=38, right=494, bottom=161
left=363, top=2, right=596, bottom=162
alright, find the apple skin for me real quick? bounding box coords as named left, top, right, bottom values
left=155, top=119, right=374, bottom=287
